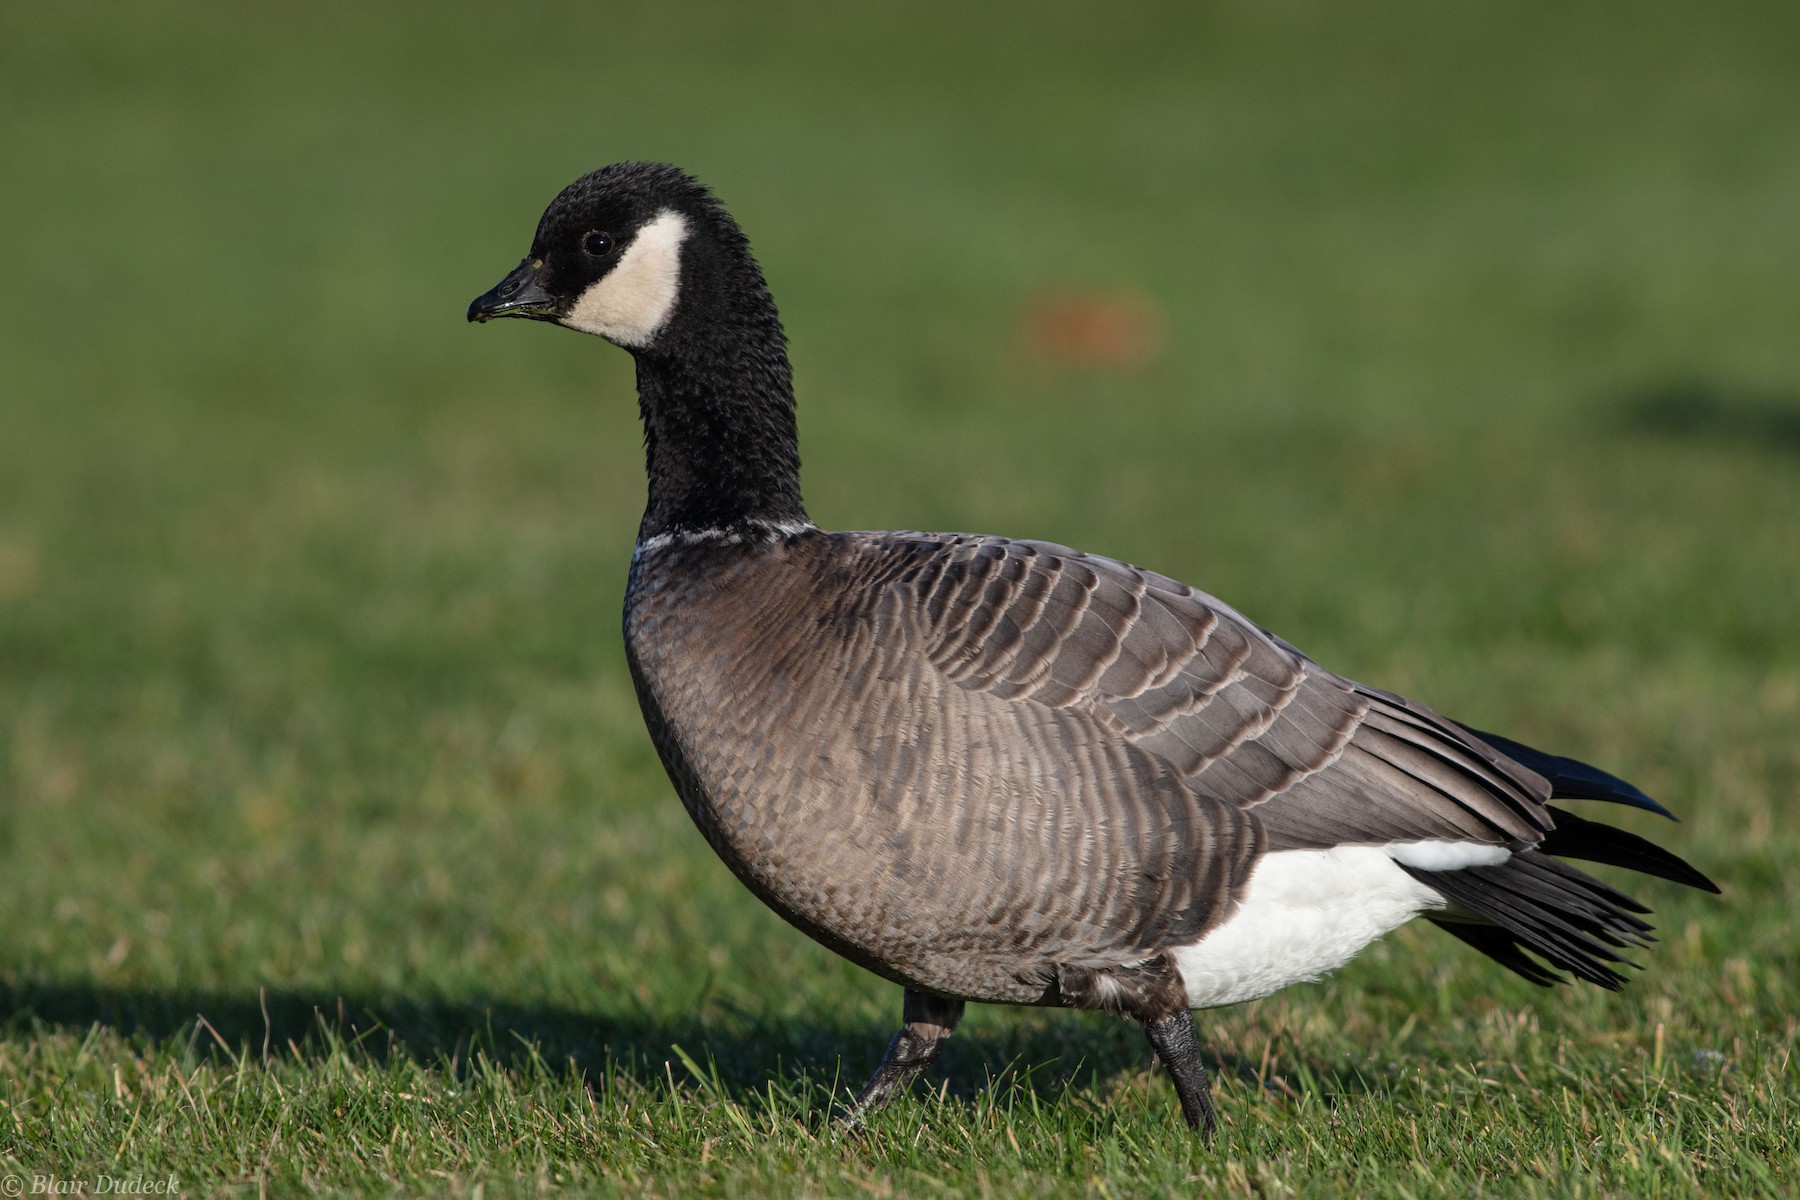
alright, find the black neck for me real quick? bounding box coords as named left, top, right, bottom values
left=630, top=229, right=807, bottom=541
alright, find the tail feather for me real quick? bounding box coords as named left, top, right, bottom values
left=1430, top=921, right=1565, bottom=988
left=1407, top=733, right=1718, bottom=987
left=1406, top=850, right=1657, bottom=990
left=1504, top=849, right=1654, bottom=921
left=1541, top=806, right=1720, bottom=894
left=1458, top=725, right=1675, bottom=820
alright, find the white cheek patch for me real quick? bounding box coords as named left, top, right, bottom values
left=562, top=209, right=690, bottom=347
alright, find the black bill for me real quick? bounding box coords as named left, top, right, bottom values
left=467, top=259, right=562, bottom=323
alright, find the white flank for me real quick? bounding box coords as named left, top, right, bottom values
left=1384, top=839, right=1513, bottom=871
left=563, top=209, right=690, bottom=347
left=1171, top=844, right=1495, bottom=1008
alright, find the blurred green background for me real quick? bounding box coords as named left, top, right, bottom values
left=2, top=2, right=1796, bottom=1195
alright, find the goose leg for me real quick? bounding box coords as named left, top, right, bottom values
left=841, top=989, right=964, bottom=1126
left=1143, top=1010, right=1217, bottom=1139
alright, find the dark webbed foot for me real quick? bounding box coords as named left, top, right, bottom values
left=841, top=989, right=964, bottom=1127
left=1143, top=1010, right=1217, bottom=1140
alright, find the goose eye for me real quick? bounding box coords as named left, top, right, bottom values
left=583, top=232, right=615, bottom=257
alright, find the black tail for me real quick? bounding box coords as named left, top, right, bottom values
left=1537, top=805, right=1718, bottom=892
left=1456, top=724, right=1676, bottom=819
left=1408, top=741, right=1718, bottom=989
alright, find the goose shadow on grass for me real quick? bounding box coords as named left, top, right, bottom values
left=1619, top=380, right=1800, bottom=456
left=1, top=978, right=1376, bottom=1117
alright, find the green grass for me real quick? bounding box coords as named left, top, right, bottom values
left=3, top=1, right=1798, bottom=1195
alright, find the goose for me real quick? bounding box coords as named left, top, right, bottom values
left=467, top=162, right=1717, bottom=1137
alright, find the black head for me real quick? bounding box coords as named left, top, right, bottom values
left=469, top=162, right=803, bottom=535
left=467, top=162, right=744, bottom=351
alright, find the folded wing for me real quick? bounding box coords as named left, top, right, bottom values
left=887, top=533, right=1555, bottom=855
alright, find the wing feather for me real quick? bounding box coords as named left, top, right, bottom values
left=895, top=533, right=1553, bottom=852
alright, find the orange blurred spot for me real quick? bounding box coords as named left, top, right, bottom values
left=1022, top=288, right=1165, bottom=371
